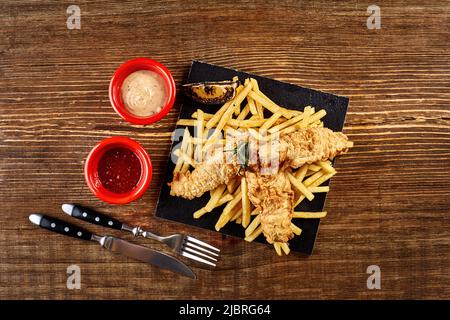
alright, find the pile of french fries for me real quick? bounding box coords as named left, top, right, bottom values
left=174, top=77, right=336, bottom=256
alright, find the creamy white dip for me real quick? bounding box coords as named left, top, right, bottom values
left=121, top=70, right=167, bottom=117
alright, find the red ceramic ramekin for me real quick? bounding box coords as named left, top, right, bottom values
left=109, top=57, right=176, bottom=125
left=84, top=136, right=152, bottom=204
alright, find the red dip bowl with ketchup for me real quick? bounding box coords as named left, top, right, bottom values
left=84, top=137, right=152, bottom=204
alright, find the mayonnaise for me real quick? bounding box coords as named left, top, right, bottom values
left=121, top=70, right=167, bottom=117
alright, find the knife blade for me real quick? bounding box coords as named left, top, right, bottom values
left=102, top=236, right=196, bottom=279
left=29, top=214, right=196, bottom=279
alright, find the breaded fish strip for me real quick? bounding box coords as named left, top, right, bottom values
left=258, top=127, right=352, bottom=169
left=170, top=162, right=238, bottom=200
left=170, top=127, right=352, bottom=199
left=246, top=171, right=294, bottom=244
left=282, top=127, right=352, bottom=168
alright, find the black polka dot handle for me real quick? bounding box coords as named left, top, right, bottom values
left=62, top=204, right=123, bottom=231
left=29, top=214, right=93, bottom=241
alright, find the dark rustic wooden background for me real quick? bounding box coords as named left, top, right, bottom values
left=1, top=0, right=449, bottom=300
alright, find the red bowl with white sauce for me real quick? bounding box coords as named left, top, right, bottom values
left=84, top=136, right=152, bottom=204
left=109, top=58, right=176, bottom=125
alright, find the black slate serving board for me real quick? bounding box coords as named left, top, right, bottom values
left=155, top=61, right=349, bottom=255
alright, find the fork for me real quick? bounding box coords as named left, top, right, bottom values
left=61, top=204, right=220, bottom=267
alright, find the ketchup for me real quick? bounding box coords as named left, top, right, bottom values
left=97, top=147, right=141, bottom=194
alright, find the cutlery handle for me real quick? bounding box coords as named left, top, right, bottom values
left=29, top=214, right=93, bottom=241
left=63, top=204, right=123, bottom=231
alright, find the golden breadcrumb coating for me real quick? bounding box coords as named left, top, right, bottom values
left=245, top=171, right=294, bottom=243
left=170, top=162, right=238, bottom=200
left=280, top=127, right=352, bottom=168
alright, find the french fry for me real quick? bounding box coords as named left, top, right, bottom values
left=226, top=119, right=266, bottom=128
left=229, top=199, right=243, bottom=219
left=191, top=112, right=214, bottom=120
left=281, top=243, right=290, bottom=255
left=232, top=185, right=242, bottom=197
left=201, top=85, right=251, bottom=150
left=181, top=135, right=194, bottom=173
left=245, top=214, right=261, bottom=237
left=234, top=83, right=245, bottom=116
left=205, top=85, right=243, bottom=129
left=176, top=119, right=198, bottom=126
left=287, top=172, right=314, bottom=201
left=299, top=106, right=313, bottom=128
left=309, top=120, right=323, bottom=128
left=260, top=111, right=283, bottom=130
left=304, top=169, right=317, bottom=177
left=195, top=109, right=204, bottom=162
left=254, top=87, right=295, bottom=119
left=194, top=191, right=234, bottom=219
left=244, top=225, right=263, bottom=242
left=227, top=178, right=240, bottom=194
left=295, top=172, right=335, bottom=206
left=218, top=194, right=233, bottom=205
left=202, top=132, right=221, bottom=153
left=224, top=126, right=240, bottom=139
left=293, top=211, right=327, bottom=218
left=308, top=186, right=330, bottom=193
left=290, top=110, right=303, bottom=116
left=235, top=217, right=242, bottom=224
left=231, top=207, right=243, bottom=221
left=292, top=166, right=309, bottom=200
left=317, top=160, right=336, bottom=174
left=248, top=96, right=258, bottom=115
left=234, top=104, right=240, bottom=117
left=273, top=243, right=282, bottom=256
left=294, top=165, right=308, bottom=181
left=247, top=90, right=292, bottom=119
left=189, top=137, right=206, bottom=145
left=236, top=103, right=251, bottom=120
left=250, top=78, right=264, bottom=118
left=215, top=82, right=253, bottom=132
left=205, top=100, right=233, bottom=129
left=279, top=124, right=298, bottom=135
left=268, top=113, right=304, bottom=134
left=241, top=177, right=251, bottom=228
left=182, top=114, right=272, bottom=129
left=193, top=208, right=207, bottom=219
left=173, top=128, right=190, bottom=174
left=307, top=109, right=327, bottom=125
left=308, top=164, right=322, bottom=172
left=215, top=188, right=242, bottom=231
left=205, top=184, right=226, bottom=212
left=251, top=207, right=261, bottom=215
left=303, top=170, right=325, bottom=187
left=215, top=213, right=230, bottom=231
left=248, top=128, right=270, bottom=142
left=309, top=171, right=335, bottom=187
left=244, top=78, right=258, bottom=115
left=174, top=148, right=195, bottom=168
left=226, top=180, right=235, bottom=194
left=291, top=223, right=302, bottom=235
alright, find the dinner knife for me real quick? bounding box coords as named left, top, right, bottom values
left=28, top=214, right=196, bottom=279
left=62, top=204, right=220, bottom=267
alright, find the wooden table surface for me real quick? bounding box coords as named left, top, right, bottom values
left=1, top=0, right=449, bottom=300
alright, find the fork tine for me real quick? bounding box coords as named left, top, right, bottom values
left=183, top=246, right=218, bottom=262
left=186, top=236, right=220, bottom=252
left=181, top=251, right=216, bottom=267
left=184, top=240, right=219, bottom=257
